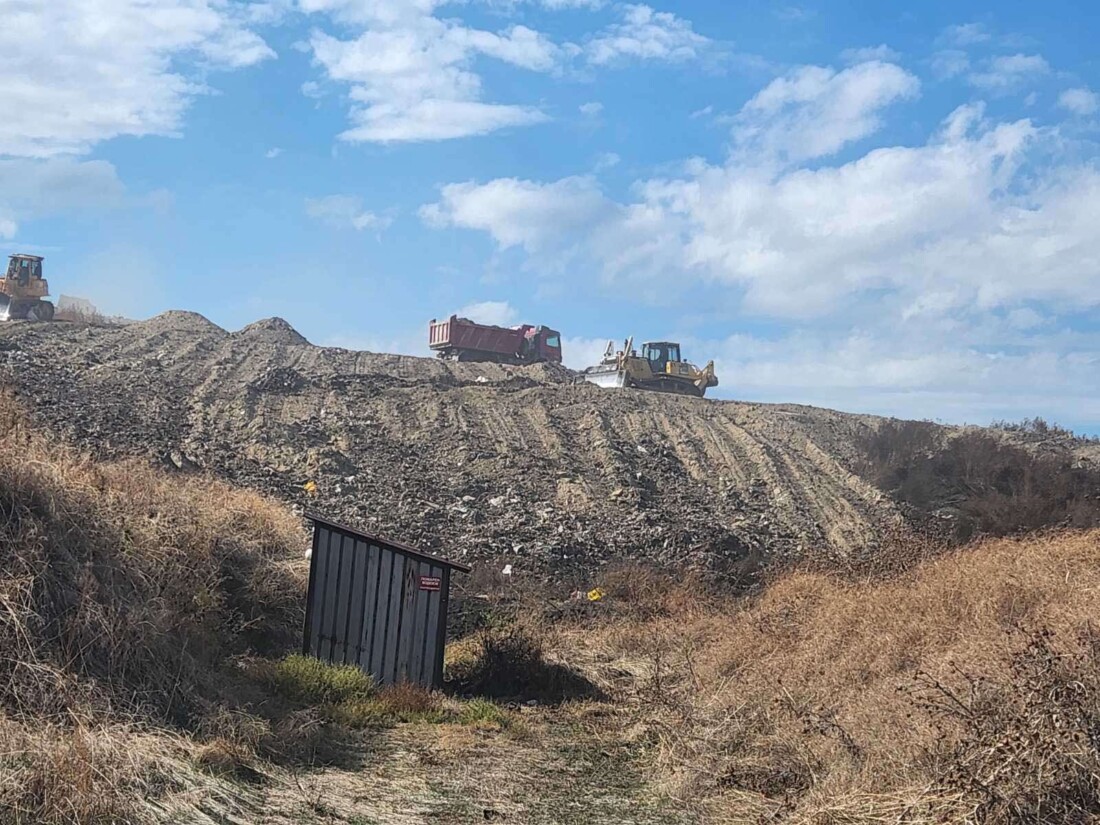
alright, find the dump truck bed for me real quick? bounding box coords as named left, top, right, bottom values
left=429, top=316, right=526, bottom=357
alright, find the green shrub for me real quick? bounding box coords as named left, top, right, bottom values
left=269, top=655, right=376, bottom=705
left=458, top=698, right=510, bottom=727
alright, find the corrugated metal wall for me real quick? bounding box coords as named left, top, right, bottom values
left=303, top=521, right=453, bottom=688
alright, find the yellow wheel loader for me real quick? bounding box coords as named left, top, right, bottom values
left=581, top=337, right=718, bottom=398
left=0, top=254, right=53, bottom=322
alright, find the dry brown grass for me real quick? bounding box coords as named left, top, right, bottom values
left=580, top=531, right=1100, bottom=823
left=0, top=390, right=308, bottom=822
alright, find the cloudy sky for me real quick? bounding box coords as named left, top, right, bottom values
left=3, top=1, right=1100, bottom=429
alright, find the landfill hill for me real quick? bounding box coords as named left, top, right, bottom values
left=0, top=311, right=951, bottom=580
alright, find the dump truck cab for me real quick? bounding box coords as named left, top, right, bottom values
left=524, top=326, right=563, bottom=364
left=0, top=254, right=53, bottom=321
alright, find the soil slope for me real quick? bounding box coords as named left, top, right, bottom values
left=0, top=313, right=902, bottom=579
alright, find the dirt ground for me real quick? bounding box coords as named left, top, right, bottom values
left=1, top=312, right=904, bottom=581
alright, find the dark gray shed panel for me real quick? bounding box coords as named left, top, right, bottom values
left=302, top=514, right=468, bottom=688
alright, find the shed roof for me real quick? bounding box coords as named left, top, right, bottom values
left=305, top=512, right=472, bottom=573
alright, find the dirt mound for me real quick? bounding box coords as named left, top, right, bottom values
left=0, top=312, right=1022, bottom=581
left=129, top=309, right=227, bottom=338
left=234, top=316, right=310, bottom=346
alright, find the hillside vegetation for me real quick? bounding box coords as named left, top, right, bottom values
left=0, top=389, right=310, bottom=821
left=540, top=528, right=1100, bottom=823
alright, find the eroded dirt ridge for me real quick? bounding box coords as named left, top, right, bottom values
left=0, top=313, right=902, bottom=578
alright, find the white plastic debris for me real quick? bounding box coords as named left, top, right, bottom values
left=502, top=564, right=513, bottom=576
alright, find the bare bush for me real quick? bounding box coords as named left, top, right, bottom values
left=858, top=420, right=1100, bottom=540
left=53, top=306, right=115, bottom=326
left=447, top=622, right=603, bottom=702
left=912, top=627, right=1100, bottom=822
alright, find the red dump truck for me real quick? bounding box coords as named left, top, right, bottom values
left=428, top=315, right=563, bottom=365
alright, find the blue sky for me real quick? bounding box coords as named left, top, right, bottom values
left=3, top=1, right=1100, bottom=429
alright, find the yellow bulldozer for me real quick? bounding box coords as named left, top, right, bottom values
left=581, top=337, right=718, bottom=398
left=0, top=254, right=54, bottom=321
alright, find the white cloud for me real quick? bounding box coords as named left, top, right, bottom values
left=420, top=66, right=1100, bottom=324
left=303, top=1, right=715, bottom=142
left=579, top=101, right=604, bottom=116
left=0, top=0, right=273, bottom=158
left=537, top=0, right=605, bottom=8
left=561, top=336, right=612, bottom=370
left=265, top=147, right=283, bottom=159
left=305, top=7, right=560, bottom=143
left=305, top=195, right=392, bottom=231
left=0, top=218, right=16, bottom=239
left=941, top=22, right=991, bottom=47
left=691, top=105, right=714, bottom=119
left=732, top=61, right=920, bottom=162
left=0, top=158, right=126, bottom=238
left=421, top=176, right=613, bottom=253
left=840, top=45, right=901, bottom=65
left=704, top=328, right=1100, bottom=425
left=585, top=5, right=710, bottom=66
left=420, top=54, right=1100, bottom=423
left=456, top=300, right=519, bottom=326
left=1059, top=87, right=1100, bottom=116
left=594, top=152, right=620, bottom=171
left=1007, top=308, right=1045, bottom=330
left=968, top=53, right=1049, bottom=93
left=931, top=49, right=969, bottom=80
left=775, top=6, right=815, bottom=23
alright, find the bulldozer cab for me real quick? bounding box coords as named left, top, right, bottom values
left=642, top=342, right=682, bottom=372
left=7, top=254, right=43, bottom=287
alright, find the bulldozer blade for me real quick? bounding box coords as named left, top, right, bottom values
left=0, top=295, right=11, bottom=322
left=582, top=368, right=629, bottom=390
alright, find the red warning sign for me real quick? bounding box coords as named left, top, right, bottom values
left=419, top=576, right=442, bottom=592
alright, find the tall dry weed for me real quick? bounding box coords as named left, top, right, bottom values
left=584, top=531, right=1100, bottom=822
left=0, top=390, right=309, bottom=821
left=0, top=390, right=307, bottom=721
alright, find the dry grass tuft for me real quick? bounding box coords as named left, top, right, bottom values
left=0, top=718, right=182, bottom=824
left=0, top=388, right=307, bottom=721
left=582, top=530, right=1100, bottom=822
left=0, top=390, right=308, bottom=820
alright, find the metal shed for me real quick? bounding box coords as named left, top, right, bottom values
left=302, top=514, right=470, bottom=688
